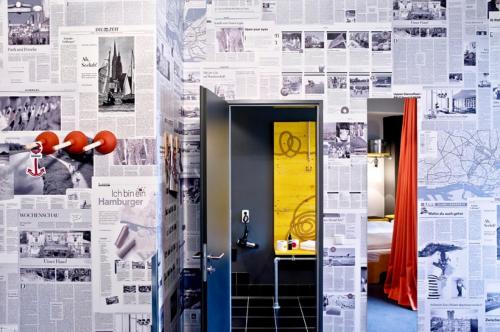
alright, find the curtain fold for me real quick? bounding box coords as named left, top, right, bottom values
left=383, top=97, right=418, bottom=310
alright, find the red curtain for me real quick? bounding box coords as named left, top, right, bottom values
left=383, top=98, right=417, bottom=310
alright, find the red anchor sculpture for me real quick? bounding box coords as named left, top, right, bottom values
left=26, top=142, right=46, bottom=177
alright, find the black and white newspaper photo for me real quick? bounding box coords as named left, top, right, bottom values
left=0, top=96, right=61, bottom=131
left=2, top=134, right=93, bottom=196
left=8, top=0, right=50, bottom=46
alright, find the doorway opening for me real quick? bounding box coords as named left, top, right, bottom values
left=230, top=104, right=320, bottom=331
left=366, top=98, right=417, bottom=332
left=200, top=87, right=323, bottom=331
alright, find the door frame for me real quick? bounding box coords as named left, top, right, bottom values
left=200, top=96, right=324, bottom=331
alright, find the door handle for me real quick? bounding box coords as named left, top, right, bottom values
left=192, top=252, right=202, bottom=259
left=207, top=253, right=225, bottom=260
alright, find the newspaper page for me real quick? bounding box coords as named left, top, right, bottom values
left=17, top=208, right=92, bottom=332
left=323, top=211, right=365, bottom=332
left=392, top=0, right=448, bottom=87
left=0, top=0, right=67, bottom=85
left=417, top=200, right=485, bottom=332
left=91, top=177, right=156, bottom=331
left=323, top=122, right=367, bottom=210
left=59, top=25, right=155, bottom=137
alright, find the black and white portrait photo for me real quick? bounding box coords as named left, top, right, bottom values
left=327, top=32, right=347, bottom=49
left=304, top=31, right=324, bottom=48
left=8, top=0, right=50, bottom=45
left=282, top=32, right=302, bottom=52
left=216, top=28, right=244, bottom=52
left=98, top=36, right=135, bottom=113
left=0, top=96, right=61, bottom=131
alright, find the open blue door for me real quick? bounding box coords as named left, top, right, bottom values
left=200, top=86, right=231, bottom=332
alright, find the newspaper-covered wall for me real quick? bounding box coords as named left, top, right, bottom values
left=157, top=0, right=185, bottom=332
left=180, top=1, right=392, bottom=331
left=415, top=3, right=500, bottom=332
left=179, top=1, right=500, bottom=332
left=0, top=0, right=169, bottom=331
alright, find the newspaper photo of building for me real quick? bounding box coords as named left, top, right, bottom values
left=8, top=0, right=50, bottom=45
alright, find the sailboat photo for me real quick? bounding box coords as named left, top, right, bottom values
left=122, top=50, right=135, bottom=104
left=98, top=36, right=135, bottom=113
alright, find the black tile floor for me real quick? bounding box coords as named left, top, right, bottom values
left=231, top=296, right=317, bottom=331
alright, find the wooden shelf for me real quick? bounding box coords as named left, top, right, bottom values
left=367, top=152, right=391, bottom=158
left=275, top=248, right=316, bottom=256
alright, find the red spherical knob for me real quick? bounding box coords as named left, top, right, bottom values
left=94, top=130, right=117, bottom=154
left=63, top=131, right=88, bottom=154
left=35, top=131, right=59, bottom=155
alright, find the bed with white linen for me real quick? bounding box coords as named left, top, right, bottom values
left=367, top=219, right=394, bottom=284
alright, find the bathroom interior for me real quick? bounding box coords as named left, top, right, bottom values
left=229, top=104, right=319, bottom=331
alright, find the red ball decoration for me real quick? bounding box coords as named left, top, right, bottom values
left=63, top=131, right=88, bottom=154
left=35, top=131, right=59, bottom=155
left=93, top=130, right=117, bottom=154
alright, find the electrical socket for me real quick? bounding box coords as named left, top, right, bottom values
left=241, top=210, right=250, bottom=224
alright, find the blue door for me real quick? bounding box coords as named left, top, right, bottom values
left=200, top=86, right=231, bottom=332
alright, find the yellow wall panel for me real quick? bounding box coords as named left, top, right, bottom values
left=274, top=121, right=316, bottom=255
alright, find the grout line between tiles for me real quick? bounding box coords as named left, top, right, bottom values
left=245, top=296, right=249, bottom=332
left=298, top=296, right=308, bottom=331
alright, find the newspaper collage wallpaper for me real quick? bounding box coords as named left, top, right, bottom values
left=0, top=0, right=499, bottom=331
left=176, top=0, right=500, bottom=332
left=0, top=0, right=180, bottom=331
